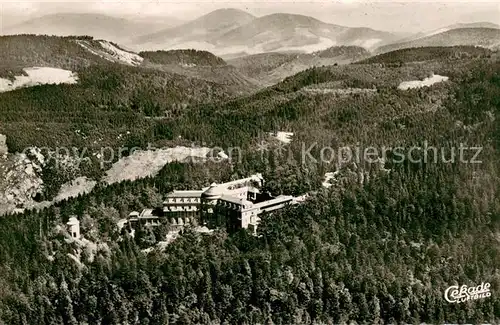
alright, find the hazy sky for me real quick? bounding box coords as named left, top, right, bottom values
left=1, top=0, right=499, bottom=33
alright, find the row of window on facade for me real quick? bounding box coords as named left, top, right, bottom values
left=218, top=200, right=250, bottom=211
left=166, top=197, right=201, bottom=204
left=165, top=205, right=199, bottom=212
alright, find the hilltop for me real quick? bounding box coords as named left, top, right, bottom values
left=215, top=13, right=396, bottom=54
left=315, top=45, right=370, bottom=59
left=358, top=46, right=493, bottom=64
left=134, top=8, right=256, bottom=49
left=0, top=35, right=109, bottom=78
left=140, top=49, right=227, bottom=67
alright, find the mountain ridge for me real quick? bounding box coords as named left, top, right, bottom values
left=375, top=27, right=500, bottom=54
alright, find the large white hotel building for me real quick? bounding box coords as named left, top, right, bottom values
left=160, top=174, right=298, bottom=233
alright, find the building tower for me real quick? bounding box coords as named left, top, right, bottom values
left=200, top=183, right=221, bottom=226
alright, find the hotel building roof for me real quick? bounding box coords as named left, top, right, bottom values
left=166, top=190, right=205, bottom=198
left=219, top=194, right=254, bottom=207
left=253, top=195, right=294, bottom=208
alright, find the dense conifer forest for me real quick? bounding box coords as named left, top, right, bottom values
left=140, top=49, right=228, bottom=67
left=0, top=42, right=499, bottom=324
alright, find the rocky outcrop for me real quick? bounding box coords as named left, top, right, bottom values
left=0, top=150, right=45, bottom=215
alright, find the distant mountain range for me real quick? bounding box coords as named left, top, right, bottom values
left=134, top=9, right=400, bottom=56
left=1, top=13, right=171, bottom=44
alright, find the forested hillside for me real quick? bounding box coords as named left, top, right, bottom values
left=228, top=52, right=298, bottom=79
left=0, top=37, right=238, bottom=203
left=0, top=43, right=499, bottom=324
left=140, top=50, right=260, bottom=95
left=0, top=62, right=232, bottom=153
left=228, top=46, right=370, bottom=86
left=172, top=54, right=488, bottom=148
left=1, top=44, right=492, bottom=206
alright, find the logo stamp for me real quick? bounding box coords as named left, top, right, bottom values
left=444, top=282, right=491, bottom=303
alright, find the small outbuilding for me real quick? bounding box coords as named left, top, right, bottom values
left=67, top=217, right=80, bottom=239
